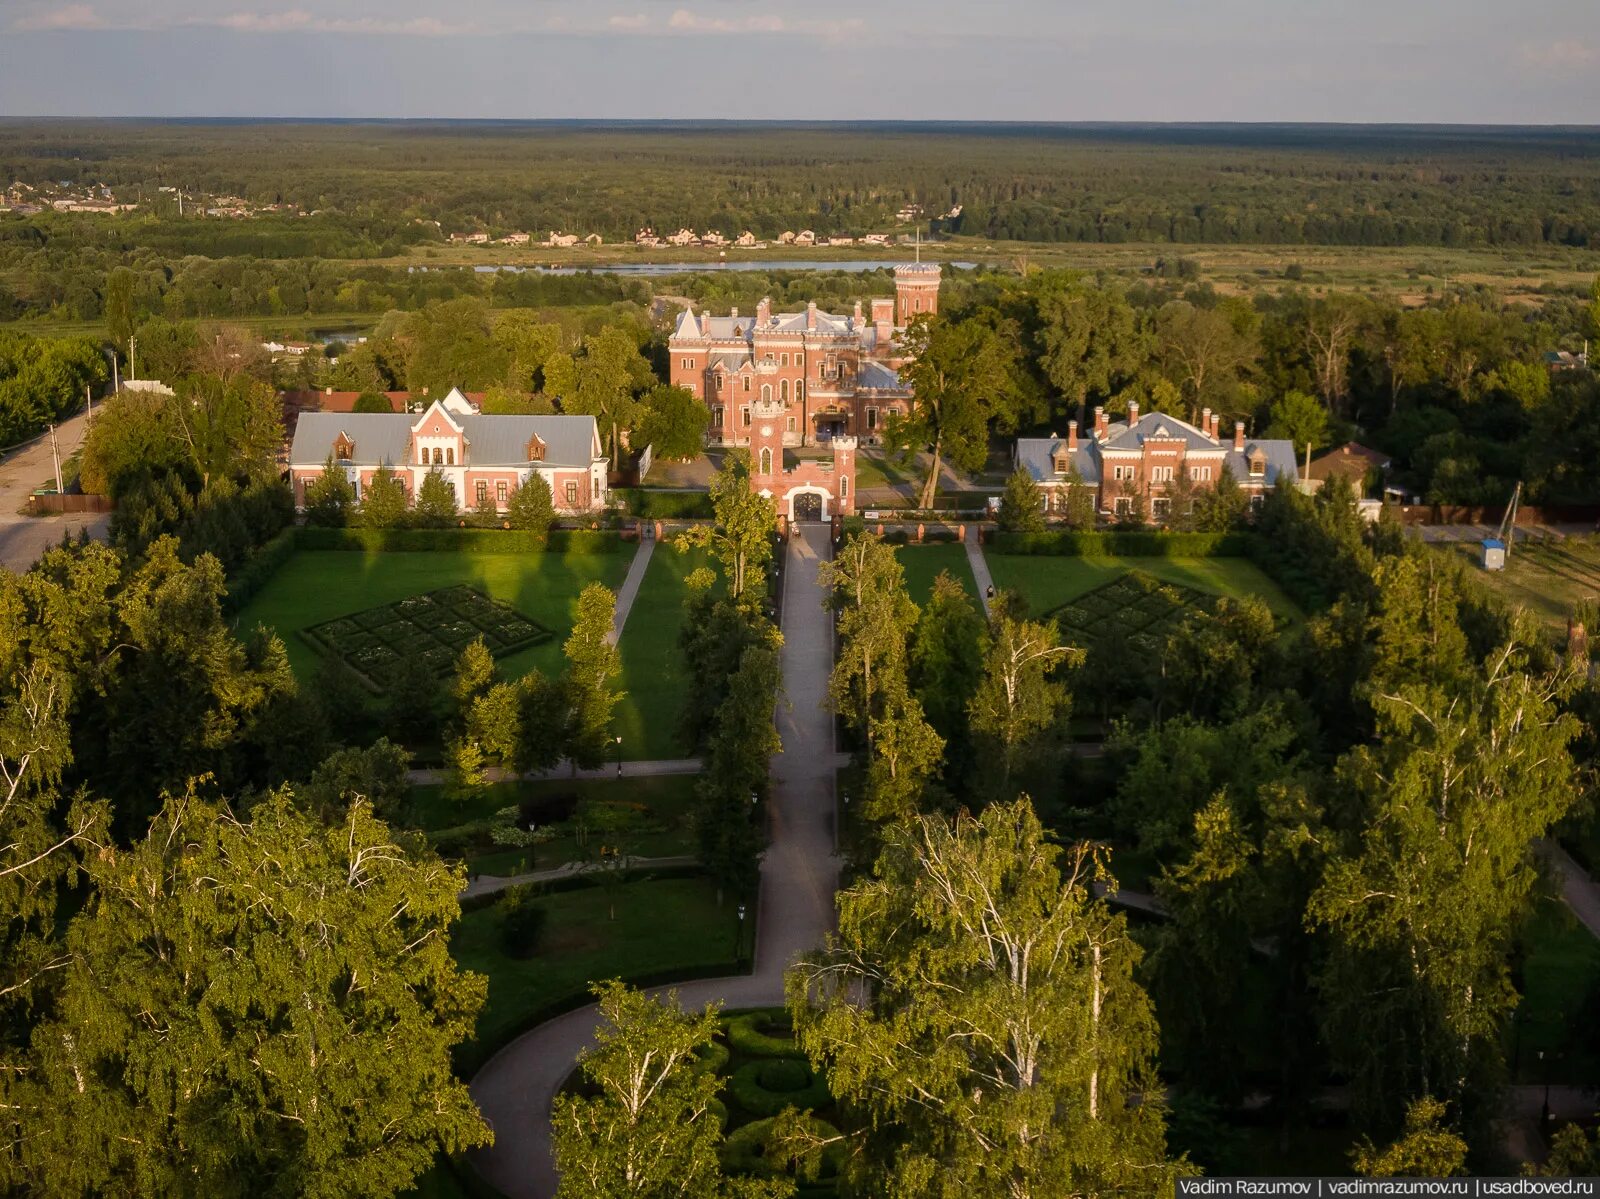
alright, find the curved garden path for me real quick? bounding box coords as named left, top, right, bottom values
left=467, top=522, right=841, bottom=1199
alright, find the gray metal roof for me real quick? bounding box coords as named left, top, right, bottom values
left=1016, top=437, right=1100, bottom=486
left=290, top=410, right=601, bottom=468
left=1100, top=412, right=1219, bottom=452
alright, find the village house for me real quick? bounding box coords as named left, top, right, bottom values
left=497, top=232, right=531, bottom=246
left=668, top=263, right=941, bottom=450
left=1304, top=441, right=1391, bottom=496
left=287, top=388, right=608, bottom=515
left=547, top=231, right=580, bottom=247
left=1014, top=404, right=1297, bottom=523
left=735, top=231, right=760, bottom=247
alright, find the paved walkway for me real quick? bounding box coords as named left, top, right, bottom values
left=461, top=854, right=698, bottom=900
left=1540, top=839, right=1600, bottom=940
left=0, top=406, right=109, bottom=574
left=407, top=750, right=852, bottom=788
left=965, top=525, right=996, bottom=615
left=468, top=522, right=841, bottom=1199
left=606, top=536, right=656, bottom=645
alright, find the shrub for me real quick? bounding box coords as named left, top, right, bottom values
left=719, top=1114, right=843, bottom=1180
left=723, top=1010, right=805, bottom=1059
left=223, top=525, right=298, bottom=613
left=498, top=886, right=548, bottom=959
left=518, top=790, right=581, bottom=828
left=613, top=489, right=716, bottom=519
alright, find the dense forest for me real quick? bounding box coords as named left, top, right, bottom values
left=5, top=121, right=1600, bottom=248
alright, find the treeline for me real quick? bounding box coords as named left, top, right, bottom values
left=5, top=122, right=1600, bottom=251
left=906, top=268, right=1600, bottom=508
left=0, top=234, right=654, bottom=322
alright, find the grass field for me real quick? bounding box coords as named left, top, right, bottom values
left=984, top=553, right=1301, bottom=625
left=1441, top=535, right=1600, bottom=638
left=895, top=543, right=976, bottom=605
left=408, top=775, right=699, bottom=876
left=237, top=544, right=632, bottom=681
left=614, top=545, right=719, bottom=760
left=1512, top=897, right=1600, bottom=1085
left=452, top=876, right=739, bottom=1064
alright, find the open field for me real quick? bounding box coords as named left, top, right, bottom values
left=1440, top=535, right=1600, bottom=638
left=451, top=875, right=739, bottom=1066
left=984, top=554, right=1301, bottom=625
left=895, top=543, right=976, bottom=605
left=614, top=545, right=718, bottom=760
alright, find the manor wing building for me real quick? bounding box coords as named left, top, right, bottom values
left=668, top=263, right=940, bottom=449
left=1015, top=403, right=1298, bottom=522
left=288, top=389, right=609, bottom=514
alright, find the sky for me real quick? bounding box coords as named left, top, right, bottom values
left=0, top=0, right=1596, bottom=123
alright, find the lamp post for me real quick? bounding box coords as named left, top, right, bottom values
left=615, top=735, right=623, bottom=778
left=1540, top=1049, right=1551, bottom=1129
left=735, top=902, right=747, bottom=961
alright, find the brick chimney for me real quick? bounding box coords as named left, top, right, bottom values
left=806, top=300, right=818, bottom=331
left=1233, top=420, right=1246, bottom=452
left=700, top=311, right=711, bottom=336
left=756, top=297, right=772, bottom=326
left=1201, top=407, right=1212, bottom=439
left=1067, top=419, right=1079, bottom=451
left=1127, top=400, right=1139, bottom=426
left=1211, top=413, right=1220, bottom=439
left=1094, top=406, right=1109, bottom=439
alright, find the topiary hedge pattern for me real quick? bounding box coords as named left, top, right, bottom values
left=719, top=1115, right=844, bottom=1181
left=725, top=1059, right=832, bottom=1118
left=723, top=1009, right=806, bottom=1059
left=691, top=1038, right=731, bottom=1076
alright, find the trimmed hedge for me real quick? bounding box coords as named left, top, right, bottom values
left=613, top=488, right=716, bottom=519
left=991, top=530, right=1253, bottom=557
left=295, top=526, right=623, bottom=554
left=723, top=1010, right=806, bottom=1059
left=692, top=1038, right=731, bottom=1076
left=726, top=1059, right=832, bottom=1118
left=720, top=1114, right=844, bottom=1180
left=223, top=526, right=300, bottom=613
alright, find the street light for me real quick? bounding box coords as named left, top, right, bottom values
left=1540, top=1049, right=1552, bottom=1129
left=615, top=735, right=623, bottom=778
left=735, top=903, right=747, bottom=960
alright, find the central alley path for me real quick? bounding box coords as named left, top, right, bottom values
left=467, top=522, right=841, bottom=1199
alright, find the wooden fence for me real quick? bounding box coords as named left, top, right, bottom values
left=25, top=493, right=114, bottom=515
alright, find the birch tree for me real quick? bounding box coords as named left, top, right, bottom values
left=967, top=605, right=1081, bottom=797
left=787, top=799, right=1182, bottom=1199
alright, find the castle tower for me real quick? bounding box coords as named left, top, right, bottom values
left=832, top=435, right=858, bottom=516
left=750, top=396, right=785, bottom=484
left=894, top=263, right=941, bottom=326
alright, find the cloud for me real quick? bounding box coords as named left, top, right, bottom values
left=1517, top=40, right=1596, bottom=72
left=15, top=4, right=107, bottom=30
left=12, top=4, right=471, bottom=36
left=606, top=13, right=651, bottom=30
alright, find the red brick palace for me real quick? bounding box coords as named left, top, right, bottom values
left=667, top=263, right=941, bottom=449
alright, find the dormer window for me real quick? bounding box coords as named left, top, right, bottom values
left=526, top=433, right=547, bottom=462
left=1052, top=452, right=1070, bottom=474
left=1249, top=451, right=1266, bottom=478
left=333, top=432, right=354, bottom=462
left=733, top=325, right=743, bottom=337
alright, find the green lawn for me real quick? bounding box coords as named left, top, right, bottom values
left=614, top=545, right=720, bottom=759
left=984, top=553, right=1302, bottom=625
left=1442, top=535, right=1600, bottom=641
left=895, top=543, right=976, bottom=605
left=452, top=876, right=741, bottom=1067
left=237, top=545, right=633, bottom=684
left=408, top=775, right=700, bottom=876
left=1512, top=897, right=1600, bottom=1085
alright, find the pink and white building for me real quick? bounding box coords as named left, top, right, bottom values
left=287, top=389, right=609, bottom=514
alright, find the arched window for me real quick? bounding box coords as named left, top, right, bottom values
left=446, top=447, right=455, bottom=466
left=796, top=381, right=805, bottom=402
left=759, top=447, right=772, bottom=475
left=780, top=380, right=789, bottom=402
left=840, top=476, right=848, bottom=499
left=761, top=385, right=772, bottom=402
left=432, top=447, right=442, bottom=466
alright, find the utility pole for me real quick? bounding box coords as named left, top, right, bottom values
left=130, top=334, right=137, bottom=381
left=49, top=424, right=63, bottom=494
left=85, top=384, right=92, bottom=420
